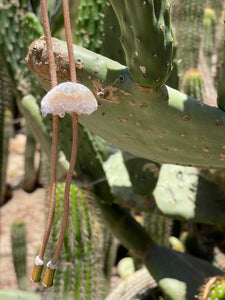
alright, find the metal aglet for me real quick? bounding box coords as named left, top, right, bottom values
left=30, top=256, right=44, bottom=282
left=42, top=261, right=57, bottom=287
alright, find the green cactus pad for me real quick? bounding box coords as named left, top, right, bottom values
left=0, top=290, right=41, bottom=300
left=154, top=164, right=225, bottom=225
left=109, top=0, right=173, bottom=87
left=122, top=151, right=160, bottom=197
left=27, top=38, right=225, bottom=169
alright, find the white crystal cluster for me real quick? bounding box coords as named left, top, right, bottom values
left=41, top=82, right=98, bottom=117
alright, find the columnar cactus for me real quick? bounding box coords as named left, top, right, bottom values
left=76, top=0, right=105, bottom=52
left=0, top=57, right=13, bottom=204
left=203, top=8, right=216, bottom=69
left=10, top=220, right=28, bottom=291
left=46, top=183, right=114, bottom=299
left=105, top=268, right=158, bottom=300
left=171, top=0, right=205, bottom=76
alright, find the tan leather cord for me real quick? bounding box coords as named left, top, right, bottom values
left=38, top=0, right=58, bottom=261
left=51, top=112, right=78, bottom=264
left=51, top=0, right=78, bottom=265
left=62, top=0, right=77, bottom=83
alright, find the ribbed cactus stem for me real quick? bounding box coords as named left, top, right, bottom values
left=172, top=0, right=205, bottom=75
left=199, top=276, right=225, bottom=299
left=182, top=69, right=205, bottom=102
left=0, top=0, right=29, bottom=97
left=76, top=0, right=105, bottom=52
left=203, top=8, right=216, bottom=69
left=48, top=183, right=111, bottom=299
left=23, top=128, right=38, bottom=192
left=217, top=40, right=225, bottom=111
left=106, top=268, right=157, bottom=300
left=144, top=212, right=172, bottom=247
left=11, top=220, right=28, bottom=290
left=0, top=57, right=13, bottom=204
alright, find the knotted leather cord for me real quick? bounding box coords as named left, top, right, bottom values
left=38, top=0, right=59, bottom=261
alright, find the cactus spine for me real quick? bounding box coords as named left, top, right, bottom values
left=10, top=220, right=27, bottom=290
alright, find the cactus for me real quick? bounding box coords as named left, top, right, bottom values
left=10, top=220, right=28, bottom=290
left=0, top=56, right=13, bottom=204
left=182, top=69, right=205, bottom=103
left=203, top=8, right=216, bottom=69
left=122, top=151, right=160, bottom=197
left=106, top=267, right=158, bottom=300
left=198, top=276, right=225, bottom=300
left=76, top=0, right=105, bottom=53
left=0, top=0, right=29, bottom=97
left=217, top=35, right=225, bottom=111
left=2, top=0, right=225, bottom=299
left=27, top=37, right=225, bottom=169
left=23, top=128, right=38, bottom=192
left=0, top=290, right=41, bottom=300
left=101, top=1, right=125, bottom=64
left=153, top=164, right=225, bottom=225
left=46, top=183, right=113, bottom=299
left=171, top=0, right=205, bottom=76
left=110, top=0, right=173, bottom=87
left=144, top=212, right=172, bottom=247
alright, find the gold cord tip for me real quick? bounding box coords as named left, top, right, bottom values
left=30, top=264, right=44, bottom=282
left=42, top=261, right=57, bottom=287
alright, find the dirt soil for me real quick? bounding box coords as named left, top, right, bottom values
left=0, top=134, right=46, bottom=291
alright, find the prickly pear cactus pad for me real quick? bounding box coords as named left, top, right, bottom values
left=109, top=0, right=173, bottom=87
left=153, top=165, right=225, bottom=225
left=27, top=38, right=225, bottom=169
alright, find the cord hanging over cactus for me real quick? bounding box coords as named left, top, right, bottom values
left=46, top=183, right=111, bottom=300
left=31, top=0, right=98, bottom=287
